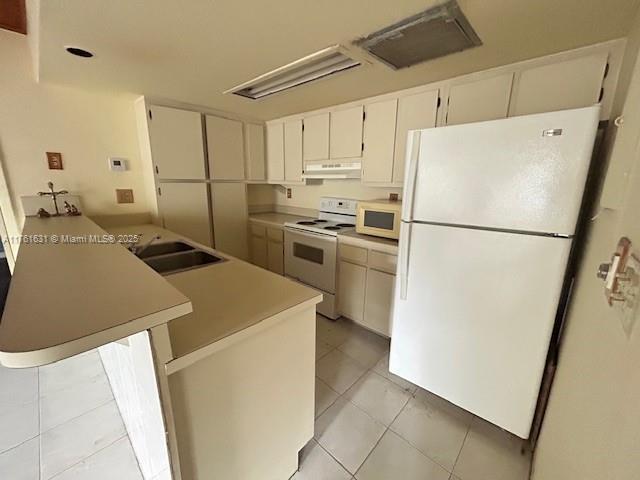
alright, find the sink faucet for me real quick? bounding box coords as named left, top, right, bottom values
left=128, top=235, right=161, bottom=256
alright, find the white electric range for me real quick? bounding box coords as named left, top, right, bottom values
left=284, top=197, right=357, bottom=319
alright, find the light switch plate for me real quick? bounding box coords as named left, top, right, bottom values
left=116, top=189, right=134, bottom=204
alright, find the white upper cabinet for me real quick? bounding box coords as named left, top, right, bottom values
left=393, top=89, right=439, bottom=184
left=445, top=73, right=514, bottom=126
left=362, top=99, right=398, bottom=184
left=303, top=113, right=330, bottom=161
left=509, top=53, right=608, bottom=117
left=284, top=119, right=303, bottom=183
left=330, top=106, right=364, bottom=159
left=266, top=122, right=285, bottom=182
left=206, top=115, right=245, bottom=180
left=245, top=123, right=266, bottom=181
left=148, top=106, right=206, bottom=180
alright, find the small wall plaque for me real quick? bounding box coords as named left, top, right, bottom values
left=116, top=189, right=134, bottom=204
left=46, top=152, right=63, bottom=170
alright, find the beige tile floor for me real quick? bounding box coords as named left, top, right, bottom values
left=1, top=315, right=532, bottom=480
left=295, top=315, right=532, bottom=480
left=0, top=350, right=144, bottom=480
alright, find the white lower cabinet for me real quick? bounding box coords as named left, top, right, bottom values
left=338, top=260, right=367, bottom=323
left=364, top=269, right=394, bottom=336
left=338, top=240, right=397, bottom=337
left=249, top=223, right=285, bottom=275
left=211, top=183, right=248, bottom=261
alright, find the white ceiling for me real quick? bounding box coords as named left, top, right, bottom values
left=35, top=0, right=640, bottom=120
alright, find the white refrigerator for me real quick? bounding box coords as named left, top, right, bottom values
left=389, top=106, right=600, bottom=439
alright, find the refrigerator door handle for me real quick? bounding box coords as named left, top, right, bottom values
left=399, top=222, right=411, bottom=300
left=402, top=130, right=422, bottom=222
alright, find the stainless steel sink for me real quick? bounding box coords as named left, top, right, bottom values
left=136, top=241, right=194, bottom=259
left=143, top=250, right=225, bottom=275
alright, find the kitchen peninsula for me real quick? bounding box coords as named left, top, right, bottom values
left=0, top=215, right=321, bottom=480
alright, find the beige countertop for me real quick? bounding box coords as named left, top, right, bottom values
left=249, top=212, right=311, bottom=228
left=109, top=224, right=322, bottom=359
left=338, top=230, right=399, bottom=254
left=0, top=216, right=192, bottom=368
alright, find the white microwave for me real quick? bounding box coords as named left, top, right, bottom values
left=355, top=200, right=402, bottom=240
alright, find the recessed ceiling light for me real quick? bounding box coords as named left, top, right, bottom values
left=65, top=47, right=94, bottom=58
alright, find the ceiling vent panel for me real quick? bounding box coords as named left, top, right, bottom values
left=355, top=1, right=481, bottom=70
left=225, top=45, right=361, bottom=100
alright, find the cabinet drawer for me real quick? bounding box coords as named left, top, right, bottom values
left=340, top=244, right=368, bottom=264
left=369, top=250, right=397, bottom=273
left=266, top=227, right=284, bottom=243
left=250, top=223, right=266, bottom=237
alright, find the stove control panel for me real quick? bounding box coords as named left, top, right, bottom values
left=319, top=197, right=357, bottom=215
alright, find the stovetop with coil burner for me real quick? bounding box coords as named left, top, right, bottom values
left=284, top=197, right=358, bottom=237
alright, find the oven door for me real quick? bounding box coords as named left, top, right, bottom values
left=284, top=228, right=337, bottom=294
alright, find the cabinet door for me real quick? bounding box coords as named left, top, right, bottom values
left=303, top=113, right=330, bottom=161
left=158, top=183, right=211, bottom=246
left=211, top=183, right=248, bottom=260
left=266, top=122, right=285, bottom=182
left=510, top=54, right=607, bottom=117
left=393, top=90, right=439, bottom=184
left=148, top=106, right=206, bottom=180
left=284, top=119, right=303, bottom=183
left=338, top=260, right=367, bottom=322
left=206, top=115, right=245, bottom=180
left=364, top=269, right=395, bottom=337
left=362, top=100, right=397, bottom=184
left=267, top=240, right=284, bottom=275
left=446, top=73, right=513, bottom=126
left=251, top=236, right=268, bottom=269
left=330, top=106, right=364, bottom=159
left=245, top=123, right=266, bottom=181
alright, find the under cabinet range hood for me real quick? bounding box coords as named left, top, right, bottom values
left=302, top=161, right=362, bottom=179
left=354, top=0, right=481, bottom=70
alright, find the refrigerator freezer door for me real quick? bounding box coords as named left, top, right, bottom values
left=404, top=106, right=599, bottom=235
left=389, top=223, right=572, bottom=438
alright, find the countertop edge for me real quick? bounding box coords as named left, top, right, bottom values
left=0, top=302, right=192, bottom=368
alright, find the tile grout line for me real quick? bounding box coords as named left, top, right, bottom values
left=45, top=434, right=128, bottom=480
left=449, top=423, right=472, bottom=479
left=38, top=397, right=115, bottom=436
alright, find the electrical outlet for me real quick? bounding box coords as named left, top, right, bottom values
left=116, top=189, right=134, bottom=204
left=286, top=188, right=292, bottom=199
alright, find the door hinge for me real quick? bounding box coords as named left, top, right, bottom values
left=148, top=109, right=153, bottom=120
left=363, top=111, right=366, bottom=121
left=437, top=97, right=441, bottom=108
left=361, top=142, right=365, bottom=152
left=598, top=87, right=605, bottom=103
left=155, top=165, right=159, bottom=175
left=157, top=187, right=161, bottom=196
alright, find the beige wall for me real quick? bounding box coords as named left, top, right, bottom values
left=532, top=9, right=640, bottom=480
left=0, top=30, right=150, bottom=242
left=248, top=181, right=402, bottom=212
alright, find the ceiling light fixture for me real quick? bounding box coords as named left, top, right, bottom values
left=225, top=45, right=363, bottom=100
left=65, top=47, right=94, bottom=58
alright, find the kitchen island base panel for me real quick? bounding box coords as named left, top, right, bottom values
left=165, top=306, right=315, bottom=480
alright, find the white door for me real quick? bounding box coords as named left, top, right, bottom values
left=362, top=99, right=397, bottom=184
left=284, top=119, right=303, bottom=183
left=245, top=123, right=266, bottom=181
left=148, top=106, right=206, bottom=180
left=510, top=53, right=607, bottom=117
left=206, top=115, right=245, bottom=180
left=390, top=222, right=572, bottom=438
left=393, top=90, right=439, bottom=184
left=158, top=183, right=211, bottom=246
left=211, top=183, right=248, bottom=260
left=405, top=106, right=600, bottom=235
left=303, top=113, right=330, bottom=161
left=266, top=122, right=285, bottom=182
left=445, top=73, right=513, bottom=126
left=330, top=106, right=363, bottom=159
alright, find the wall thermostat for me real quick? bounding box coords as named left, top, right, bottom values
left=108, top=157, right=128, bottom=171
